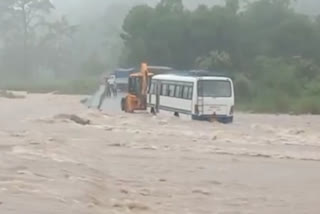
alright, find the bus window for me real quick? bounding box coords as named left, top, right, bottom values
left=168, top=85, right=175, bottom=97
left=161, top=84, right=168, bottom=96
left=198, top=80, right=231, bottom=97
left=148, top=78, right=153, bottom=93
left=149, top=82, right=154, bottom=94
left=182, top=86, right=189, bottom=99
left=175, top=85, right=182, bottom=98
left=188, top=87, right=193, bottom=99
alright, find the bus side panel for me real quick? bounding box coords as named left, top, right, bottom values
left=147, top=95, right=156, bottom=106
left=158, top=96, right=192, bottom=115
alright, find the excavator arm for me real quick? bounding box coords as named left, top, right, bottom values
left=141, top=63, right=149, bottom=96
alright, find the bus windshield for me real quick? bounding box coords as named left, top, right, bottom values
left=198, top=80, right=232, bottom=97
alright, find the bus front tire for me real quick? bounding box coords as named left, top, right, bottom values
left=150, top=107, right=156, bottom=115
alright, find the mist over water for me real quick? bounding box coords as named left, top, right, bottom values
left=52, top=0, right=319, bottom=21
left=1, top=0, right=320, bottom=112
left=1, top=1, right=320, bottom=214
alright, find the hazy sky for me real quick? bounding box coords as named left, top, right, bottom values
left=52, top=0, right=319, bottom=23
left=51, top=0, right=222, bottom=22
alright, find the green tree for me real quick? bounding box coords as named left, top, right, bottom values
left=195, top=50, right=232, bottom=72
left=157, top=0, right=184, bottom=12
left=0, top=0, right=76, bottom=79
left=12, top=0, right=54, bottom=75
left=121, top=0, right=320, bottom=114
left=36, top=16, right=77, bottom=77
left=121, top=4, right=154, bottom=66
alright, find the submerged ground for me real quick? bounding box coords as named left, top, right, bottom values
left=0, top=93, right=320, bottom=214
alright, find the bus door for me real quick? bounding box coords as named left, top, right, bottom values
left=155, top=81, right=160, bottom=112
left=148, top=79, right=152, bottom=104
left=197, top=81, right=204, bottom=114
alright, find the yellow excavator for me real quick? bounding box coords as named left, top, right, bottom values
left=121, top=63, right=153, bottom=113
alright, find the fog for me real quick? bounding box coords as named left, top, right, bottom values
left=1, top=1, right=320, bottom=213
left=0, top=0, right=320, bottom=93
left=53, top=0, right=319, bottom=22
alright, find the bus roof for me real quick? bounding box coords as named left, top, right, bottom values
left=115, top=67, right=135, bottom=72
left=170, top=69, right=229, bottom=77
left=152, top=74, right=231, bottom=82
left=130, top=72, right=154, bottom=77
left=148, top=66, right=173, bottom=70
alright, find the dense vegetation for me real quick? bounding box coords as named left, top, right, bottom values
left=121, top=0, right=320, bottom=114
left=1, top=0, right=320, bottom=114
left=0, top=0, right=127, bottom=93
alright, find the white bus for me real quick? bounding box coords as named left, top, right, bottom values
left=147, top=74, right=235, bottom=123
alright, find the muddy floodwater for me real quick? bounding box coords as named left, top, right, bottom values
left=0, top=94, right=320, bottom=214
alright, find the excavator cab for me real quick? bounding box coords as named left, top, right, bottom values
left=121, top=63, right=153, bottom=113
left=128, top=76, right=142, bottom=95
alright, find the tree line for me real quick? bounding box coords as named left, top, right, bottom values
left=120, top=0, right=320, bottom=113
left=0, top=0, right=126, bottom=93
left=0, top=0, right=77, bottom=79
left=1, top=0, right=320, bottom=113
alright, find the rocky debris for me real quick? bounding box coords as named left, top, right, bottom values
left=139, top=188, right=152, bottom=196
left=208, top=180, right=222, bottom=185
left=54, top=114, right=90, bottom=125
left=10, top=131, right=28, bottom=138
left=80, top=97, right=89, bottom=104
left=69, top=115, right=91, bottom=125
left=34, top=118, right=56, bottom=124
left=158, top=120, right=168, bottom=125
left=112, top=200, right=150, bottom=211
left=140, top=145, right=158, bottom=151
left=288, top=129, right=305, bottom=135
left=109, top=143, right=125, bottom=147
left=104, top=126, right=114, bottom=131
left=120, top=188, right=129, bottom=194
left=0, top=90, right=26, bottom=99
left=192, top=189, right=211, bottom=196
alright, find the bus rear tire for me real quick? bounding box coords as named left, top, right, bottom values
left=174, top=112, right=180, bottom=117
left=191, top=115, right=198, bottom=121
left=223, top=116, right=234, bottom=124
